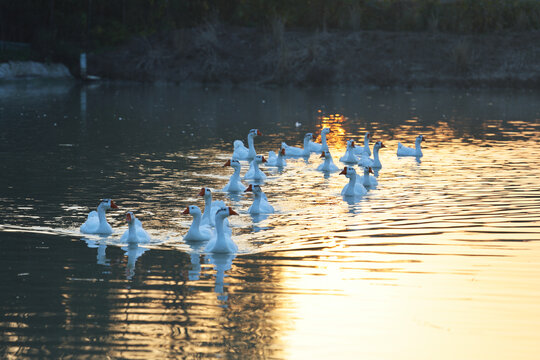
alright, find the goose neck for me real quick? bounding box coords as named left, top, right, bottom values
left=214, top=215, right=226, bottom=242
left=303, top=136, right=310, bottom=149
left=247, top=135, right=255, bottom=151
left=127, top=221, right=137, bottom=242
left=373, top=147, right=380, bottom=161
left=97, top=206, right=107, bottom=224
left=190, top=213, right=202, bottom=230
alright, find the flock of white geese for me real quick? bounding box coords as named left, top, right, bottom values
left=80, top=128, right=425, bottom=255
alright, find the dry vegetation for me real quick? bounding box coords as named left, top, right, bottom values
left=89, top=23, right=540, bottom=88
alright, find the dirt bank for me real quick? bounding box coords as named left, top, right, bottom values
left=88, top=25, right=540, bottom=88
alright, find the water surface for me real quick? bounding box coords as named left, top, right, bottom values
left=1, top=81, right=540, bottom=359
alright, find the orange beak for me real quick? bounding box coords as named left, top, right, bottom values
left=223, top=159, right=231, bottom=167
left=422, top=136, right=426, bottom=142
left=369, top=167, right=374, bottom=174
left=110, top=200, right=118, bottom=209
left=256, top=130, right=262, bottom=136
left=339, top=167, right=347, bottom=175
left=381, top=142, right=386, bottom=148
left=261, top=156, right=267, bottom=163
left=320, top=152, right=326, bottom=158
left=126, top=213, right=132, bottom=222
left=244, top=184, right=253, bottom=192
left=280, top=148, right=285, bottom=156
left=198, top=188, right=206, bottom=196
left=182, top=207, right=190, bottom=214
left=351, top=141, right=355, bottom=147
left=228, top=207, right=239, bottom=216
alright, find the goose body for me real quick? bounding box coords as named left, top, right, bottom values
left=340, top=140, right=359, bottom=164
left=354, top=131, right=372, bottom=156
left=267, top=148, right=287, bottom=167
left=281, top=133, right=313, bottom=157
left=317, top=150, right=340, bottom=172
left=359, top=141, right=386, bottom=168
left=222, top=159, right=247, bottom=192
left=80, top=199, right=118, bottom=234
left=309, top=127, right=331, bottom=153
left=244, top=155, right=267, bottom=180
left=183, top=205, right=213, bottom=241
left=356, top=166, right=378, bottom=188
left=340, top=167, right=367, bottom=197
left=232, top=129, right=261, bottom=161
left=397, top=135, right=425, bottom=157
left=200, top=187, right=228, bottom=228
left=120, top=212, right=150, bottom=243
left=245, top=184, right=274, bottom=214
left=205, top=207, right=239, bottom=254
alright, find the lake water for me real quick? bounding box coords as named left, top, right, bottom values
left=1, top=81, right=539, bottom=359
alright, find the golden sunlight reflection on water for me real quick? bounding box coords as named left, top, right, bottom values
left=1, top=85, right=540, bottom=359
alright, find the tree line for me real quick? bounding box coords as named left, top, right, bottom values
left=1, top=0, right=539, bottom=64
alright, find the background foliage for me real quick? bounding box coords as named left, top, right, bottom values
left=1, top=0, right=539, bottom=66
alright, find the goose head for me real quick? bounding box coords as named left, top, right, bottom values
left=365, top=132, right=371, bottom=140
left=304, top=133, right=314, bottom=140
left=347, top=139, right=356, bottom=149
left=416, top=135, right=426, bottom=144
left=248, top=129, right=262, bottom=138
left=363, top=166, right=374, bottom=175
left=254, top=154, right=267, bottom=164
left=374, top=141, right=386, bottom=150
left=223, top=159, right=241, bottom=169
left=215, top=206, right=239, bottom=219
left=339, top=166, right=356, bottom=178
left=321, top=127, right=331, bottom=135
left=182, top=205, right=202, bottom=216
left=99, top=198, right=118, bottom=210
left=125, top=211, right=136, bottom=225
left=279, top=148, right=286, bottom=156
left=199, top=187, right=212, bottom=199
left=244, top=184, right=263, bottom=194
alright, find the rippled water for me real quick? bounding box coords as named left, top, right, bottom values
left=1, top=81, right=540, bottom=359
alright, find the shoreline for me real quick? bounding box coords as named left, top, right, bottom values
left=87, top=26, right=540, bottom=89
left=2, top=27, right=539, bottom=90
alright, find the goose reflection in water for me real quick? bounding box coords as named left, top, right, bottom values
left=186, top=241, right=205, bottom=281
left=83, top=237, right=110, bottom=266
left=206, top=253, right=236, bottom=303
left=122, top=242, right=148, bottom=280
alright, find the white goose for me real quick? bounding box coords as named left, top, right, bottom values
left=80, top=199, right=118, bottom=234
left=222, top=159, right=247, bottom=192
left=356, top=166, right=378, bottom=188
left=309, top=127, right=331, bottom=152
left=244, top=154, right=267, bottom=180
left=245, top=184, right=275, bottom=214
left=120, top=211, right=150, bottom=243
left=199, top=187, right=227, bottom=227
left=232, top=129, right=261, bottom=161
left=317, top=150, right=340, bottom=172
left=205, top=207, right=239, bottom=254
left=267, top=148, right=287, bottom=167
left=358, top=141, right=386, bottom=168
left=354, top=131, right=372, bottom=156
left=340, top=139, right=359, bottom=164
left=340, top=166, right=367, bottom=197
left=281, top=133, right=313, bottom=157
left=183, top=205, right=213, bottom=241
left=397, top=135, right=425, bottom=157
